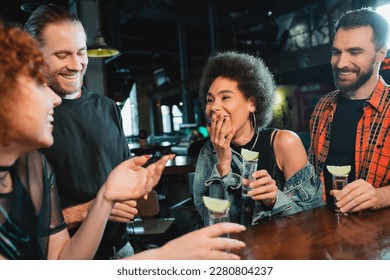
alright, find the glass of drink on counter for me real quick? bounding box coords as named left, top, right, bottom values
left=332, top=174, right=348, bottom=214
left=327, top=165, right=351, bottom=215
left=203, top=196, right=231, bottom=237
left=203, top=196, right=230, bottom=225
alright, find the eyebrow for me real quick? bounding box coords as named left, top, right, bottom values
left=53, top=47, right=87, bottom=54
left=207, top=90, right=234, bottom=96
left=332, top=46, right=365, bottom=53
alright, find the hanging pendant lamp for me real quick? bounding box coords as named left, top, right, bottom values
left=87, top=0, right=119, bottom=58
left=87, top=35, right=119, bottom=58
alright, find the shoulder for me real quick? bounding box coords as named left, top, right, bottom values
left=87, top=91, right=117, bottom=105
left=86, top=91, right=121, bottom=113
left=273, top=130, right=303, bottom=151
left=18, top=150, right=45, bottom=165
left=273, top=130, right=308, bottom=173
left=16, top=151, right=54, bottom=183
left=28, top=151, right=53, bottom=172
left=315, top=90, right=338, bottom=108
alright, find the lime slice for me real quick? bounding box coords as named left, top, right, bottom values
left=203, top=196, right=230, bottom=213
left=241, top=148, right=259, bottom=161
left=326, top=165, right=351, bottom=176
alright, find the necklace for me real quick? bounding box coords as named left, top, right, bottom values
left=0, top=165, right=12, bottom=183
left=250, top=131, right=259, bottom=151
left=0, top=172, right=11, bottom=193
left=0, top=172, right=9, bottom=181
left=0, top=165, right=13, bottom=172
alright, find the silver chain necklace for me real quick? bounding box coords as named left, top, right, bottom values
left=250, top=131, right=259, bottom=151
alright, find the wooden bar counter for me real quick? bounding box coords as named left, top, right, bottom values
left=231, top=206, right=390, bottom=260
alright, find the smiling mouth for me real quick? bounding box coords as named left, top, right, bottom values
left=60, top=73, right=79, bottom=80
left=339, top=71, right=353, bottom=76
left=334, top=67, right=357, bottom=77
left=335, top=70, right=356, bottom=81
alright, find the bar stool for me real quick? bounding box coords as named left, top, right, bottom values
left=127, top=190, right=175, bottom=252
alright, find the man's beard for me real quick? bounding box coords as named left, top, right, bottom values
left=48, top=72, right=85, bottom=98
left=332, top=62, right=375, bottom=93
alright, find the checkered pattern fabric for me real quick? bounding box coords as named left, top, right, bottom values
left=309, top=76, right=390, bottom=189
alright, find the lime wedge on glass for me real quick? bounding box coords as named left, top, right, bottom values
left=326, top=165, right=351, bottom=176
left=241, top=148, right=259, bottom=161
left=203, top=196, right=230, bottom=213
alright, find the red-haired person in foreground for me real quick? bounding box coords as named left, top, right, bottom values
left=0, top=23, right=245, bottom=260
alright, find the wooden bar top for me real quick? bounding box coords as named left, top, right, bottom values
left=231, top=205, right=390, bottom=260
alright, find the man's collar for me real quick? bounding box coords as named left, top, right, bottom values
left=366, top=76, right=388, bottom=113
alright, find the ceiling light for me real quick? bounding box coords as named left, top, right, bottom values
left=87, top=0, right=119, bottom=58
left=87, top=35, right=119, bottom=58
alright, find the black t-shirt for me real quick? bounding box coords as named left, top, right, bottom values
left=324, top=95, right=366, bottom=204
left=40, top=88, right=131, bottom=259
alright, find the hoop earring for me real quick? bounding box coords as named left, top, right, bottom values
left=250, top=112, right=257, bottom=131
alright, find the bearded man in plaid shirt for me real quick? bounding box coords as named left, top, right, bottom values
left=309, top=7, right=390, bottom=214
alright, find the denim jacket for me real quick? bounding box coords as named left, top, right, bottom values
left=193, top=140, right=324, bottom=225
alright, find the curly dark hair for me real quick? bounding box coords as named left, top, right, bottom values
left=0, top=23, right=48, bottom=145
left=198, top=51, right=276, bottom=129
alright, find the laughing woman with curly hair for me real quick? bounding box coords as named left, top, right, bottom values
left=193, top=51, right=324, bottom=226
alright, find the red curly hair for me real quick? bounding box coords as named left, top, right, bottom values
left=0, top=23, right=48, bottom=145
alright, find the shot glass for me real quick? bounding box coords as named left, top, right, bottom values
left=208, top=208, right=230, bottom=225
left=240, top=159, right=258, bottom=226
left=242, top=159, right=258, bottom=180
left=208, top=208, right=230, bottom=238
left=332, top=174, right=348, bottom=215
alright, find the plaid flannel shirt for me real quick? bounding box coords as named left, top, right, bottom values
left=309, top=76, right=390, bottom=190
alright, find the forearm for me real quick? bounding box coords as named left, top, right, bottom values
left=125, top=247, right=163, bottom=260
left=58, top=189, right=113, bottom=259
left=62, top=200, right=93, bottom=229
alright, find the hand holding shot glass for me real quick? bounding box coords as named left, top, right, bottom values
left=327, top=165, right=351, bottom=215
left=203, top=196, right=245, bottom=253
